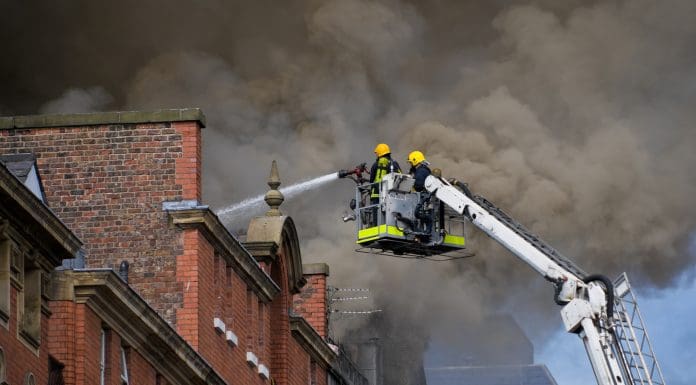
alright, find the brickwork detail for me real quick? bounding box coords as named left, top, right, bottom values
left=2, top=113, right=350, bottom=385
left=47, top=301, right=76, bottom=384
left=293, top=274, right=328, bottom=338
left=48, top=300, right=170, bottom=385
left=270, top=255, right=290, bottom=384
left=0, top=121, right=202, bottom=325
left=128, top=348, right=158, bottom=384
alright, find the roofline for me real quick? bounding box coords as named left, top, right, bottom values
left=165, top=206, right=281, bottom=302
left=0, top=108, right=206, bottom=129
left=54, top=269, right=227, bottom=385
left=0, top=161, right=82, bottom=260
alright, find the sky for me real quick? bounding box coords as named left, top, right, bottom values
left=2, top=1, right=696, bottom=384
left=538, top=271, right=696, bottom=385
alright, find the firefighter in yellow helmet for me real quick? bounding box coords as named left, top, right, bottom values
left=407, top=150, right=431, bottom=192
left=407, top=150, right=434, bottom=240
left=370, top=143, right=401, bottom=202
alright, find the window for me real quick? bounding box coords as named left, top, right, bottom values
left=0, top=238, right=9, bottom=323
left=213, top=254, right=223, bottom=319
left=19, top=257, right=41, bottom=346
left=213, top=253, right=221, bottom=285
left=23, top=372, right=35, bottom=385
left=119, top=346, right=130, bottom=385
left=100, top=329, right=107, bottom=385
left=257, top=301, right=264, bottom=351
left=226, top=263, right=233, bottom=286
left=225, top=263, right=234, bottom=328
left=246, top=289, right=254, bottom=349
left=310, top=359, right=317, bottom=385
left=9, top=243, right=22, bottom=285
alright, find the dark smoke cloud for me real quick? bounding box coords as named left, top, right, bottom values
left=3, top=0, right=696, bottom=382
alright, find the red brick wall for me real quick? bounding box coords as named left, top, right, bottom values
left=260, top=295, right=271, bottom=373
left=287, top=339, right=310, bottom=385
left=49, top=301, right=167, bottom=385
left=270, top=256, right=290, bottom=384
left=176, top=229, right=201, bottom=349
left=48, top=300, right=77, bottom=384
left=75, top=303, right=103, bottom=385
left=293, top=273, right=328, bottom=338
left=128, top=348, right=158, bottom=385
left=2, top=119, right=341, bottom=385
left=290, top=267, right=331, bottom=385
left=183, top=230, right=270, bottom=385
left=0, top=121, right=202, bottom=325
left=316, top=365, right=328, bottom=385
left=226, top=259, right=257, bottom=383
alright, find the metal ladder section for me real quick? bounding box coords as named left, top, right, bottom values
left=472, top=194, right=588, bottom=278
left=611, top=273, right=666, bottom=385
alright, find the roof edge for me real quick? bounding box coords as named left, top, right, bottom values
left=54, top=269, right=226, bottom=385
left=0, top=162, right=82, bottom=260
left=0, top=108, right=206, bottom=129
left=166, top=207, right=281, bottom=302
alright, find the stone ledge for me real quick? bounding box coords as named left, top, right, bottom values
left=52, top=269, right=226, bottom=385
left=303, top=263, right=329, bottom=276
left=289, top=315, right=336, bottom=369
left=166, top=207, right=280, bottom=302
left=246, top=215, right=307, bottom=293
left=0, top=108, right=206, bottom=129
left=242, top=241, right=278, bottom=264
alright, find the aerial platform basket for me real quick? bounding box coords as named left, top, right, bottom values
left=348, top=173, right=467, bottom=257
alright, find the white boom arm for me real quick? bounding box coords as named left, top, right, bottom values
left=424, top=175, right=630, bottom=385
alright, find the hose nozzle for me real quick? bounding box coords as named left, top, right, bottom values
left=338, top=163, right=368, bottom=183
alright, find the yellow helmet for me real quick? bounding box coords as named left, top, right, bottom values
left=407, top=150, right=425, bottom=166
left=374, top=143, right=391, bottom=157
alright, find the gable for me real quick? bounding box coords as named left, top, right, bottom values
left=245, top=215, right=306, bottom=293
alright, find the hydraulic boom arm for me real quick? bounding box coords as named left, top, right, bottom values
left=424, top=175, right=634, bottom=385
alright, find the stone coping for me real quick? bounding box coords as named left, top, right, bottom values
left=303, top=263, right=329, bottom=276
left=0, top=108, right=206, bottom=129
left=53, top=269, right=226, bottom=385
left=166, top=207, right=280, bottom=302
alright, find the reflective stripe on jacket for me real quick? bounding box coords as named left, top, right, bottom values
left=371, top=156, right=399, bottom=198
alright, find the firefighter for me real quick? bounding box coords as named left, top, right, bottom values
left=369, top=143, right=401, bottom=202
left=407, top=150, right=431, bottom=192
left=408, top=150, right=433, bottom=239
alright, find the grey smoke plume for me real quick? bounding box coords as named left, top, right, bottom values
left=3, top=0, right=696, bottom=382
left=39, top=87, right=114, bottom=114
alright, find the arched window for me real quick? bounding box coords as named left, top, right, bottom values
left=24, top=371, right=36, bottom=385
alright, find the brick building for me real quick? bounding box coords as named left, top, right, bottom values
left=0, top=109, right=366, bottom=385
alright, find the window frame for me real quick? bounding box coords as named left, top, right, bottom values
left=0, top=238, right=10, bottom=324
left=18, top=257, right=42, bottom=347
left=119, top=345, right=130, bottom=385
left=99, top=329, right=107, bottom=385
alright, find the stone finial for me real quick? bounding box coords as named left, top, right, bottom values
left=264, top=160, right=284, bottom=216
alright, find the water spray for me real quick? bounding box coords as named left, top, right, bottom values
left=216, top=171, right=340, bottom=220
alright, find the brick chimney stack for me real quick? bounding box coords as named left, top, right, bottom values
left=293, top=263, right=329, bottom=338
